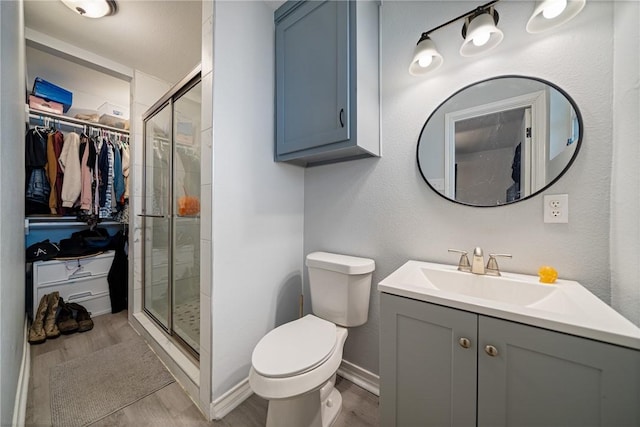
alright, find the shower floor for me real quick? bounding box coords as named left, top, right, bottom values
left=173, top=299, right=200, bottom=353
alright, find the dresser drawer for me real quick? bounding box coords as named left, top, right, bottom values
left=33, top=274, right=111, bottom=318
left=33, top=251, right=115, bottom=285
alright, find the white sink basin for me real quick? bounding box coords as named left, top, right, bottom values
left=420, top=267, right=556, bottom=306
left=379, top=260, right=640, bottom=349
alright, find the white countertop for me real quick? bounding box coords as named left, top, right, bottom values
left=378, top=260, right=640, bottom=350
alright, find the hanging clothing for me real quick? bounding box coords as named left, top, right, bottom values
left=112, top=141, right=124, bottom=204
left=98, top=140, right=114, bottom=219
left=79, top=136, right=93, bottom=211
left=107, top=230, right=128, bottom=314
left=121, top=143, right=130, bottom=201
left=58, top=132, right=82, bottom=208
left=25, top=128, right=50, bottom=215
left=45, top=133, right=59, bottom=214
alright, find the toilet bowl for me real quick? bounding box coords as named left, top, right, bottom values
left=249, top=252, right=375, bottom=427
left=249, top=315, right=348, bottom=427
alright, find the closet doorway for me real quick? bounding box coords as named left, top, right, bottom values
left=142, top=68, right=202, bottom=359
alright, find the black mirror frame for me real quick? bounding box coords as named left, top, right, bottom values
left=416, top=75, right=584, bottom=208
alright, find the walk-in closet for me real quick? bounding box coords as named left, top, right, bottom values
left=20, top=0, right=207, bottom=418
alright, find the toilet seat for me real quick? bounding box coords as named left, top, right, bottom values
left=252, top=315, right=337, bottom=378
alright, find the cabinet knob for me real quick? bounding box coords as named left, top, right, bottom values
left=485, top=345, right=499, bottom=357
left=459, top=337, right=471, bottom=349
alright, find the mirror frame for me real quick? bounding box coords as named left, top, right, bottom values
left=416, top=75, right=584, bottom=207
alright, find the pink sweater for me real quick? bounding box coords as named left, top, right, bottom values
left=80, top=138, right=92, bottom=210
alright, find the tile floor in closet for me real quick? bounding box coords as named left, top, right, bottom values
left=26, top=311, right=380, bottom=426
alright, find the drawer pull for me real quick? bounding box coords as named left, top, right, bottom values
left=69, top=271, right=92, bottom=279
left=68, top=291, right=93, bottom=301
left=485, top=345, right=499, bottom=357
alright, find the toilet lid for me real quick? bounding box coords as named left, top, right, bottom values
left=252, top=315, right=337, bottom=378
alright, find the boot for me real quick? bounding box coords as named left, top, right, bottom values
left=67, top=302, right=94, bottom=332
left=57, top=297, right=79, bottom=334
left=28, top=294, right=49, bottom=344
left=44, top=291, right=61, bottom=339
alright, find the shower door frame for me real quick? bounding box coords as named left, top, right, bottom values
left=141, top=66, right=202, bottom=361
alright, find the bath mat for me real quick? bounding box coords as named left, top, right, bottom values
left=50, top=337, right=175, bottom=427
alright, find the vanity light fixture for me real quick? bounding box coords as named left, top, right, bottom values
left=459, top=7, right=504, bottom=57
left=409, top=33, right=444, bottom=76
left=410, top=0, right=587, bottom=76
left=526, top=0, right=586, bottom=33
left=60, top=0, right=117, bottom=18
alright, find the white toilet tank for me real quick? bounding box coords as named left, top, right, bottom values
left=305, top=252, right=375, bottom=327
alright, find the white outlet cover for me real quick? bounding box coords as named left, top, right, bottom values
left=544, top=194, right=569, bottom=223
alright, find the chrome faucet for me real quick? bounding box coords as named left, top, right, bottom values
left=449, top=247, right=512, bottom=276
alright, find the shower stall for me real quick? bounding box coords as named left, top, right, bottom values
left=141, top=69, right=202, bottom=359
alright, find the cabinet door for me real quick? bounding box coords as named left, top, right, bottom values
left=275, top=0, right=350, bottom=155
left=380, top=293, right=478, bottom=427
left=478, top=316, right=640, bottom=427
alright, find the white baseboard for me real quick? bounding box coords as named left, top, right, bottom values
left=12, top=316, right=31, bottom=427
left=337, top=359, right=380, bottom=397
left=210, top=377, right=253, bottom=420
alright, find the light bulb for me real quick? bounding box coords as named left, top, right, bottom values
left=542, top=0, right=567, bottom=19
left=418, top=54, right=433, bottom=68
left=473, top=30, right=491, bottom=47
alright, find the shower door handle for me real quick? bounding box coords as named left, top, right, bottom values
left=137, top=214, right=168, bottom=218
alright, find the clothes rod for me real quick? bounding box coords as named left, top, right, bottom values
left=27, top=107, right=130, bottom=135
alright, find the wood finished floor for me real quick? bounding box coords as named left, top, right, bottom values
left=26, top=311, right=379, bottom=427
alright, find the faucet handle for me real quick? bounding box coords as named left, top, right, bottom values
left=486, top=253, right=512, bottom=276
left=448, top=249, right=472, bottom=272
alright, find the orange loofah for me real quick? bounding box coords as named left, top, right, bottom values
left=178, top=196, right=200, bottom=216
left=538, top=265, right=558, bottom=284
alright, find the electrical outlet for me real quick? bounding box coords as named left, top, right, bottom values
left=544, top=194, right=569, bottom=223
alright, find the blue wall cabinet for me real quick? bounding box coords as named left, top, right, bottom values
left=380, top=293, right=640, bottom=427
left=275, top=0, right=380, bottom=166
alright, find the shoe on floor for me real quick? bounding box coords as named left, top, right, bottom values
left=44, top=291, right=61, bottom=339
left=28, top=294, right=49, bottom=344
left=57, top=297, right=79, bottom=334
left=67, top=302, right=94, bottom=332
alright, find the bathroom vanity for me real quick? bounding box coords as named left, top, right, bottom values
left=379, top=261, right=640, bottom=427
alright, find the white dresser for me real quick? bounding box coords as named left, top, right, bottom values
left=31, top=251, right=115, bottom=318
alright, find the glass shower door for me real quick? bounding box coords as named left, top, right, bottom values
left=142, top=69, right=201, bottom=359
left=172, top=80, right=201, bottom=353
left=143, top=103, right=172, bottom=329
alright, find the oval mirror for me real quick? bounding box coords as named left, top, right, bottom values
left=417, top=76, right=583, bottom=207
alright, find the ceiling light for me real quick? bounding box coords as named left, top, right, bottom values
left=460, top=8, right=504, bottom=57
left=409, top=34, right=444, bottom=76
left=526, top=0, right=586, bottom=33
left=60, top=0, right=117, bottom=18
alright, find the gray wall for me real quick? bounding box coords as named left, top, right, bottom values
left=610, top=1, right=640, bottom=326
left=304, top=1, right=620, bottom=375
left=211, top=0, right=305, bottom=400
left=0, top=0, right=26, bottom=424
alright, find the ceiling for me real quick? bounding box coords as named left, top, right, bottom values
left=24, top=0, right=203, bottom=84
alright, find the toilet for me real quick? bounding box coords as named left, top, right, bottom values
left=249, top=251, right=375, bottom=427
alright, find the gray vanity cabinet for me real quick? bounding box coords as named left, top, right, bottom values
left=380, top=292, right=640, bottom=427
left=274, top=0, right=380, bottom=166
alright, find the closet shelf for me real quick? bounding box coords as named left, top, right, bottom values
left=26, top=216, right=122, bottom=230
left=26, top=105, right=130, bottom=135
